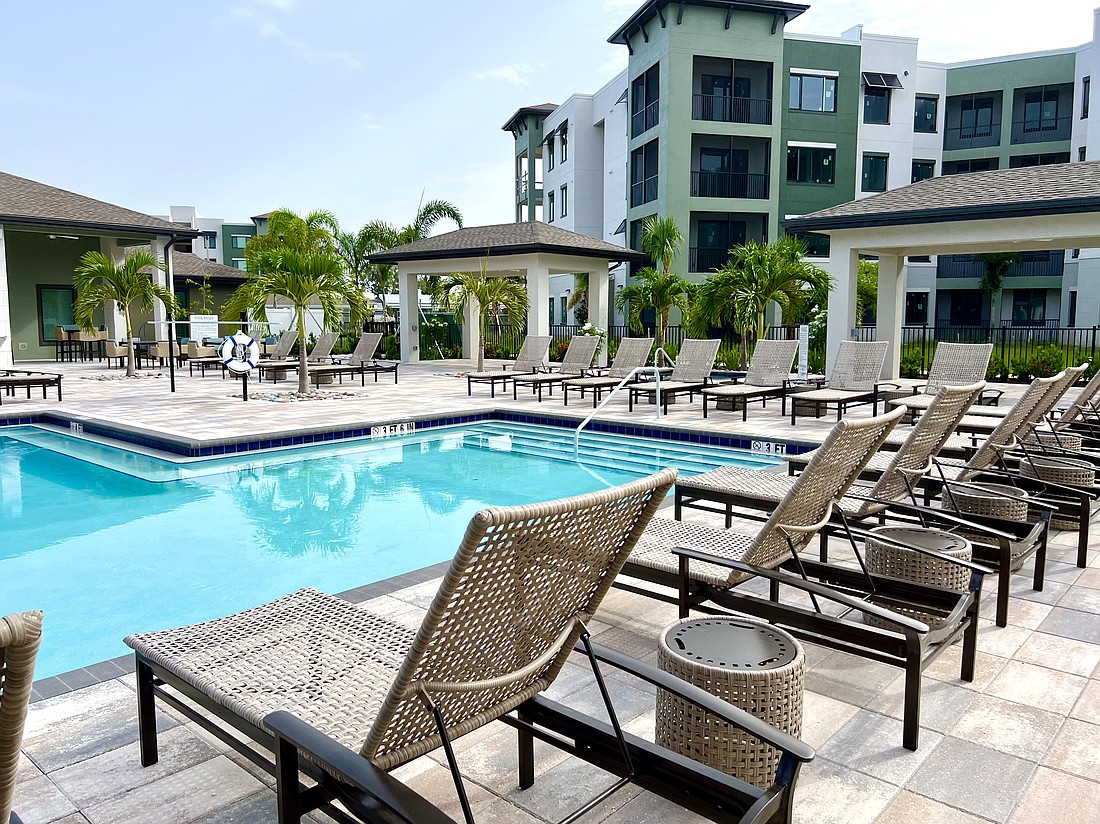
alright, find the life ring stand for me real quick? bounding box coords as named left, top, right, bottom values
left=220, top=331, right=261, bottom=374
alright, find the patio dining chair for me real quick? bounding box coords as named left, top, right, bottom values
left=1, top=610, right=43, bottom=824
left=466, top=335, right=551, bottom=397
left=124, top=470, right=815, bottom=824
left=627, top=338, right=722, bottom=414
left=562, top=336, right=654, bottom=407
left=511, top=334, right=600, bottom=401
left=787, top=340, right=892, bottom=425
left=700, top=339, right=799, bottom=421
left=619, top=405, right=989, bottom=751
left=887, top=342, right=994, bottom=417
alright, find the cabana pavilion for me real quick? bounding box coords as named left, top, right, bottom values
left=369, top=222, right=643, bottom=366
left=787, top=161, right=1100, bottom=378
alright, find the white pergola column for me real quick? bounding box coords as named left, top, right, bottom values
left=526, top=259, right=550, bottom=336
left=876, top=254, right=905, bottom=380
left=587, top=266, right=609, bottom=366
left=463, top=297, right=479, bottom=360
left=826, top=242, right=860, bottom=378
left=398, top=265, right=420, bottom=363
left=0, top=227, right=12, bottom=368
left=101, top=237, right=126, bottom=340
left=150, top=238, right=168, bottom=341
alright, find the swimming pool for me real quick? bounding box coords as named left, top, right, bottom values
left=1, top=422, right=782, bottom=678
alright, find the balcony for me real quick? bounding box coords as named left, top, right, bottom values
left=936, top=251, right=1065, bottom=279
left=515, top=174, right=543, bottom=205
left=1010, top=115, right=1073, bottom=144
left=631, top=101, right=659, bottom=138
left=689, top=246, right=733, bottom=273
left=691, top=94, right=772, bottom=126
left=943, top=124, right=1002, bottom=151
left=630, top=175, right=658, bottom=208
left=690, top=171, right=769, bottom=199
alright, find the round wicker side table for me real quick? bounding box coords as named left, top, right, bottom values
left=1026, top=432, right=1084, bottom=453
left=1020, top=457, right=1096, bottom=529
left=864, top=526, right=972, bottom=629
left=656, top=617, right=804, bottom=790
left=941, top=484, right=1030, bottom=570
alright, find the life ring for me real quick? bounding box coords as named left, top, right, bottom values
left=220, top=331, right=261, bottom=374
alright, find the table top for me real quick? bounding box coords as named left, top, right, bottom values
left=662, top=618, right=799, bottom=670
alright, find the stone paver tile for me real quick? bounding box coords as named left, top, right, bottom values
left=1058, top=586, right=1100, bottom=615
left=438, top=726, right=569, bottom=796
left=923, top=648, right=1008, bottom=692
left=1072, top=678, right=1100, bottom=722
left=1008, top=766, right=1100, bottom=824
left=1038, top=607, right=1100, bottom=644
left=804, top=652, right=902, bottom=708
left=948, top=694, right=1063, bottom=762
left=817, top=710, right=943, bottom=785
left=975, top=622, right=1031, bottom=659
left=593, top=790, right=713, bottom=823
left=979, top=597, right=1052, bottom=630
left=189, top=790, right=276, bottom=824
left=82, top=756, right=264, bottom=824
left=503, top=756, right=641, bottom=822
left=558, top=678, right=653, bottom=726
left=985, top=660, right=1087, bottom=715
left=907, top=737, right=1035, bottom=822
left=16, top=752, right=42, bottom=783
left=801, top=690, right=861, bottom=749
left=1042, top=717, right=1100, bottom=780
left=1013, top=632, right=1100, bottom=677
left=793, top=757, right=898, bottom=824
left=1007, top=577, right=1068, bottom=607
left=10, top=775, right=78, bottom=824
left=874, top=790, right=991, bottom=824
left=49, top=725, right=220, bottom=808
left=865, top=676, right=977, bottom=735
left=592, top=625, right=658, bottom=662
left=396, top=762, right=548, bottom=824
left=1075, top=568, right=1100, bottom=590
left=22, top=681, right=176, bottom=773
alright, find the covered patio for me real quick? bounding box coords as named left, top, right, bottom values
left=787, top=161, right=1100, bottom=378
left=369, top=222, right=643, bottom=366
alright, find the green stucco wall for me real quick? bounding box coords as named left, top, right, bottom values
left=779, top=38, right=861, bottom=221
left=4, top=229, right=100, bottom=361
left=221, top=223, right=255, bottom=268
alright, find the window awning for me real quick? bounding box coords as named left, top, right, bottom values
left=861, top=72, right=903, bottom=89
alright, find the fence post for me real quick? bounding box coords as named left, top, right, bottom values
left=1093, top=326, right=1098, bottom=364
left=998, top=326, right=1007, bottom=377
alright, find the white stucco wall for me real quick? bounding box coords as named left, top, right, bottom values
left=0, top=227, right=12, bottom=369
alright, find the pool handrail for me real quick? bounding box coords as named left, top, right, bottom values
left=574, top=366, right=663, bottom=456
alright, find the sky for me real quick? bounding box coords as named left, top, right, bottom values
left=1, top=0, right=1097, bottom=233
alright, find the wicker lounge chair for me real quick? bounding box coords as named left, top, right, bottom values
left=562, top=337, right=654, bottom=407
left=788, top=340, right=891, bottom=425
left=466, top=335, right=551, bottom=397
left=124, top=470, right=815, bottom=824
left=306, top=332, right=398, bottom=387
left=0, top=611, right=43, bottom=824
left=259, top=331, right=337, bottom=382
left=628, top=339, right=722, bottom=414
left=700, top=339, right=798, bottom=421
left=0, top=370, right=62, bottom=405
left=887, top=342, right=994, bottom=416
left=511, top=335, right=600, bottom=401
left=620, top=405, right=988, bottom=750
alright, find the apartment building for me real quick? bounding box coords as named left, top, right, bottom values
left=158, top=206, right=258, bottom=272
left=506, top=0, right=1100, bottom=330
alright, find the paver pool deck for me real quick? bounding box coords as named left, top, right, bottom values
left=5, top=359, right=1098, bottom=824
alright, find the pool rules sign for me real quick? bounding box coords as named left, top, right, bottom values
left=220, top=331, right=261, bottom=401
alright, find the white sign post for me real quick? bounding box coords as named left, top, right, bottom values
left=798, top=324, right=809, bottom=382
left=220, top=330, right=261, bottom=401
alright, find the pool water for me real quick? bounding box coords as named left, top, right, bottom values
left=0, top=422, right=781, bottom=678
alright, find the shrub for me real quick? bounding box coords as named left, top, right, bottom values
left=899, top=350, right=924, bottom=379
left=384, top=334, right=400, bottom=360
left=1011, top=359, right=1032, bottom=382
left=986, top=355, right=1008, bottom=382
left=715, top=345, right=741, bottom=370
left=1028, top=345, right=1065, bottom=378
left=549, top=339, right=569, bottom=362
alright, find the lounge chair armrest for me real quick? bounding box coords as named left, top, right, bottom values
left=855, top=494, right=1043, bottom=536
left=844, top=525, right=994, bottom=576
left=264, top=710, right=457, bottom=824
left=962, top=465, right=1100, bottom=499
left=940, top=480, right=1060, bottom=513
left=578, top=640, right=815, bottom=764
left=875, top=382, right=901, bottom=392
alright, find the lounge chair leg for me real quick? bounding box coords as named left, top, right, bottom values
left=996, top=547, right=1011, bottom=628
left=517, top=710, right=535, bottom=790
left=962, top=591, right=979, bottom=683
left=426, top=699, right=476, bottom=824
left=1077, top=496, right=1089, bottom=568
left=136, top=660, right=159, bottom=767
left=902, top=651, right=921, bottom=751
left=1034, top=525, right=1048, bottom=593
left=275, top=736, right=303, bottom=824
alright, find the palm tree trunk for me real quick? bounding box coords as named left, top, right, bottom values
left=297, top=309, right=309, bottom=395
left=123, top=310, right=136, bottom=377
left=477, top=309, right=486, bottom=373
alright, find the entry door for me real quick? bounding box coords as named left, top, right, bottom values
left=702, top=75, right=731, bottom=121
left=730, top=149, right=749, bottom=197
left=697, top=220, right=729, bottom=272
left=699, top=148, right=730, bottom=197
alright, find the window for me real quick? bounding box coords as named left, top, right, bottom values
left=908, top=255, right=931, bottom=263
left=560, top=129, right=568, bottom=162
left=546, top=137, right=555, bottom=171
left=863, top=88, right=890, bottom=124
left=1023, top=88, right=1060, bottom=133
left=1080, top=147, right=1088, bottom=162
left=548, top=297, right=555, bottom=325
left=1083, top=76, right=1091, bottom=119
left=1012, top=289, right=1046, bottom=325
left=911, top=160, right=935, bottom=183
left=631, top=63, right=659, bottom=137
left=230, top=234, right=249, bottom=250
left=862, top=154, right=888, bottom=192
left=1009, top=152, right=1070, bottom=168
left=789, top=232, right=829, bottom=258
left=786, top=145, right=835, bottom=184
left=942, top=158, right=998, bottom=175
left=560, top=185, right=568, bottom=217
left=560, top=296, right=568, bottom=324
left=914, top=96, right=938, bottom=132
left=203, top=233, right=217, bottom=250
left=631, top=139, right=659, bottom=206
left=37, top=285, right=76, bottom=345
left=1069, top=290, right=1078, bottom=326
left=546, top=190, right=555, bottom=222
left=789, top=73, right=836, bottom=113
left=232, top=258, right=247, bottom=270
left=905, top=292, right=929, bottom=325
left=174, top=289, right=190, bottom=313
left=960, top=96, right=996, bottom=138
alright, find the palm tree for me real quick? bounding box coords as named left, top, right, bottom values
left=688, top=236, right=832, bottom=367
left=73, top=250, right=177, bottom=377
left=223, top=249, right=366, bottom=394
left=614, top=267, right=694, bottom=351
left=567, top=272, right=589, bottom=324
left=856, top=259, right=879, bottom=327
left=440, top=270, right=529, bottom=372
left=978, top=252, right=1021, bottom=323
left=641, top=215, right=684, bottom=276
left=244, top=208, right=339, bottom=271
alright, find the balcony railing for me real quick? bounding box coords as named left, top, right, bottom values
left=689, top=246, right=733, bottom=273
left=942, top=122, right=1002, bottom=151
left=1010, top=115, right=1073, bottom=144
left=936, top=251, right=1065, bottom=279
left=690, top=171, right=769, bottom=199
left=691, top=94, right=772, bottom=125
left=516, top=175, right=543, bottom=202
left=630, top=175, right=658, bottom=208
left=631, top=101, right=659, bottom=138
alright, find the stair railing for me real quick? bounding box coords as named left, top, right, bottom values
left=574, top=366, right=662, bottom=456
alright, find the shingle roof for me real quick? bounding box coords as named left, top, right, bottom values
left=787, top=161, right=1100, bottom=232
left=368, top=222, right=644, bottom=264
left=502, top=104, right=559, bottom=133
left=609, top=0, right=808, bottom=46
left=170, top=250, right=248, bottom=281
left=0, top=170, right=193, bottom=236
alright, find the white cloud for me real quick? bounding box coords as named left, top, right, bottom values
left=474, top=63, right=535, bottom=87
left=252, top=0, right=295, bottom=8
left=360, top=114, right=383, bottom=133
left=230, top=6, right=360, bottom=70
